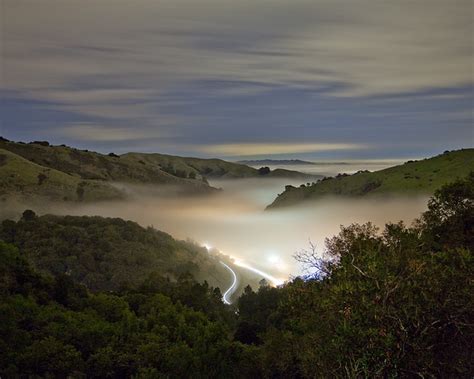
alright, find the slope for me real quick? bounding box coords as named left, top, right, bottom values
left=267, top=149, right=474, bottom=208
left=0, top=139, right=213, bottom=191
left=123, top=152, right=317, bottom=179
left=0, top=149, right=123, bottom=202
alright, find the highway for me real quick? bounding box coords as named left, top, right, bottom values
left=220, top=261, right=239, bottom=304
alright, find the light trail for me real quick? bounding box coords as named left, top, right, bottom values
left=220, top=261, right=239, bottom=305
left=233, top=259, right=285, bottom=286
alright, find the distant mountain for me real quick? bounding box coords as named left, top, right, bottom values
left=0, top=138, right=317, bottom=202
left=267, top=149, right=474, bottom=209
left=238, top=159, right=315, bottom=166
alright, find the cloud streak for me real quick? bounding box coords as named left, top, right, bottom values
left=197, top=143, right=368, bottom=156
left=2, top=0, right=472, bottom=156
left=58, top=123, right=178, bottom=142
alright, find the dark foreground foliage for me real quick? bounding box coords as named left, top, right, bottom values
left=0, top=214, right=233, bottom=292
left=1, top=174, right=473, bottom=377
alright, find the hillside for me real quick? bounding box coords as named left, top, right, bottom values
left=123, top=152, right=257, bottom=179
left=267, top=149, right=474, bottom=208
left=123, top=152, right=317, bottom=179
left=0, top=139, right=315, bottom=203
left=0, top=211, right=259, bottom=293
left=1, top=176, right=472, bottom=377
left=0, top=139, right=213, bottom=190
left=0, top=149, right=123, bottom=202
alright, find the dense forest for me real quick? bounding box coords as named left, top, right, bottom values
left=1, top=174, right=473, bottom=377
left=0, top=213, right=245, bottom=292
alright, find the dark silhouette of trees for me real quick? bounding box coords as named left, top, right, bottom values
left=1, top=175, right=472, bottom=377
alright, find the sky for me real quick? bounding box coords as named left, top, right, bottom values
left=1, top=0, right=473, bottom=160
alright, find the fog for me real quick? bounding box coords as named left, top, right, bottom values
left=2, top=174, right=429, bottom=281
left=244, top=160, right=405, bottom=177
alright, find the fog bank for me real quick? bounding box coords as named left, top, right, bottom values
left=1, top=177, right=429, bottom=280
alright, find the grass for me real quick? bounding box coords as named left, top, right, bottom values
left=267, top=149, right=474, bottom=208
left=0, top=149, right=124, bottom=202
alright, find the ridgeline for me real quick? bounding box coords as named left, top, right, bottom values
left=267, top=149, right=474, bottom=209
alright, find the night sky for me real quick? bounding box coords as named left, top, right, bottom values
left=1, top=0, right=472, bottom=160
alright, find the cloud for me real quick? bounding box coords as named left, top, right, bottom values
left=58, top=123, right=177, bottom=142
left=2, top=0, right=472, bottom=154
left=196, top=143, right=368, bottom=156
left=4, top=1, right=471, bottom=97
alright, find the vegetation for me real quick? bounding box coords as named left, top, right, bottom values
left=0, top=139, right=315, bottom=202
left=0, top=242, right=246, bottom=378
left=1, top=175, right=472, bottom=377
left=267, top=149, right=474, bottom=208
left=0, top=212, right=253, bottom=293
left=0, top=139, right=214, bottom=191
left=238, top=173, right=474, bottom=377
left=123, top=152, right=316, bottom=180
left=0, top=149, right=123, bottom=202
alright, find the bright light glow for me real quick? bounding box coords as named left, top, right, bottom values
left=234, top=259, right=285, bottom=286
left=267, top=254, right=287, bottom=272
left=202, top=243, right=212, bottom=251
left=268, top=255, right=279, bottom=264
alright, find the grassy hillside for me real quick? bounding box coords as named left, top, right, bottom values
left=267, top=149, right=474, bottom=208
left=0, top=140, right=314, bottom=200
left=123, top=152, right=257, bottom=179
left=0, top=140, right=213, bottom=190
left=123, top=152, right=316, bottom=179
left=0, top=149, right=123, bottom=202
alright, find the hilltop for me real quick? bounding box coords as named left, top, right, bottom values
left=0, top=149, right=124, bottom=202
left=0, top=139, right=213, bottom=188
left=122, top=152, right=317, bottom=179
left=0, top=138, right=315, bottom=202
left=267, top=149, right=474, bottom=208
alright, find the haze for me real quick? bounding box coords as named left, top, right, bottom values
left=1, top=167, right=429, bottom=281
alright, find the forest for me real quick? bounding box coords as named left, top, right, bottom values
left=1, top=173, right=473, bottom=378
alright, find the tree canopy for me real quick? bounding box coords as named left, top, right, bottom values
left=1, top=174, right=473, bottom=377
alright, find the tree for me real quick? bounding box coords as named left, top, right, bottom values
left=258, top=167, right=270, bottom=176
left=420, top=171, right=474, bottom=250
left=21, top=210, right=37, bottom=222
left=37, top=173, right=47, bottom=185
left=76, top=183, right=85, bottom=201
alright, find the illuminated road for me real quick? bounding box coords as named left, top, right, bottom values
left=233, top=259, right=285, bottom=286
left=220, top=261, right=239, bottom=304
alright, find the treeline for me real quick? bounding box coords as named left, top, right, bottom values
left=1, top=174, right=473, bottom=377
left=235, top=173, right=473, bottom=377
left=0, top=214, right=234, bottom=292
left=0, top=242, right=252, bottom=377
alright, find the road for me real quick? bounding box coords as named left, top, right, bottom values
left=220, top=261, right=239, bottom=304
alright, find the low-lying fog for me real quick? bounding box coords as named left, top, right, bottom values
left=2, top=170, right=429, bottom=281
left=246, top=160, right=405, bottom=177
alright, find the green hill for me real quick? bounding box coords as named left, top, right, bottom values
left=0, top=139, right=315, bottom=203
left=0, top=140, right=213, bottom=190
left=267, top=149, right=474, bottom=209
left=122, top=152, right=317, bottom=179
left=122, top=152, right=257, bottom=179
left=0, top=149, right=123, bottom=202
